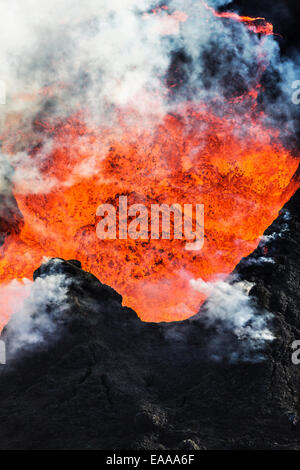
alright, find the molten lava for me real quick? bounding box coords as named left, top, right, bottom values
left=0, top=102, right=299, bottom=323
left=0, top=4, right=299, bottom=324
left=202, top=1, right=274, bottom=35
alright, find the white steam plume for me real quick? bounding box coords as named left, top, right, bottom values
left=1, top=272, right=70, bottom=356
left=190, top=277, right=275, bottom=362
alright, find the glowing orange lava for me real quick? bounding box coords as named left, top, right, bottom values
left=0, top=5, right=298, bottom=324
left=202, top=1, right=274, bottom=35
left=0, top=101, right=298, bottom=323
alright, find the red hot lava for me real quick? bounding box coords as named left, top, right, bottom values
left=0, top=4, right=298, bottom=325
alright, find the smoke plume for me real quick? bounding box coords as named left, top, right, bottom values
left=191, top=277, right=274, bottom=361
left=0, top=264, right=70, bottom=357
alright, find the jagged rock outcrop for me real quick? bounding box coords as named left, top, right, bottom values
left=0, top=189, right=299, bottom=450
left=0, top=163, right=23, bottom=246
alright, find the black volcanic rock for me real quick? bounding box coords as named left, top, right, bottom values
left=0, top=190, right=299, bottom=450
left=0, top=189, right=23, bottom=247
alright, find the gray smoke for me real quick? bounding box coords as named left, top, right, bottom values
left=0, top=0, right=298, bottom=194
left=1, top=269, right=70, bottom=357
left=190, top=277, right=275, bottom=362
